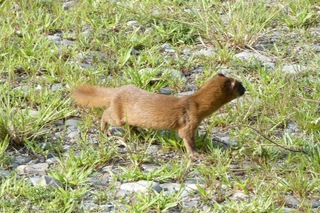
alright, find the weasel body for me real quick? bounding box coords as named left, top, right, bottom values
left=72, top=73, right=245, bottom=154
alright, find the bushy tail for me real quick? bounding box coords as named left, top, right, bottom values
left=72, top=85, right=114, bottom=108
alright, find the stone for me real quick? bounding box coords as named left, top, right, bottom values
left=127, top=20, right=138, bottom=26
left=262, top=62, right=276, bottom=70
left=160, top=182, right=188, bottom=197
left=282, top=65, right=307, bottom=74
left=50, top=83, right=63, bottom=91
left=46, top=157, right=58, bottom=164
left=87, top=177, right=108, bottom=186
left=229, top=191, right=248, bottom=201
left=120, top=180, right=162, bottom=193
left=159, top=88, right=172, bottom=95
left=185, top=177, right=205, bottom=184
left=311, top=45, right=320, bottom=52
left=14, top=154, right=32, bottom=164
left=110, top=127, right=125, bottom=136
left=182, top=199, right=199, bottom=208
left=193, top=48, right=216, bottom=57
left=47, top=35, right=61, bottom=44
left=21, top=109, right=39, bottom=117
left=162, top=69, right=185, bottom=81
left=0, top=169, right=10, bottom=179
left=66, top=129, right=80, bottom=140
left=30, top=175, right=62, bottom=188
left=284, top=195, right=300, bottom=208
left=212, top=130, right=238, bottom=148
left=146, top=145, right=161, bottom=154
left=282, top=207, right=299, bottom=213
left=65, top=118, right=81, bottom=127
left=82, top=202, right=114, bottom=212
left=284, top=120, right=300, bottom=133
left=12, top=155, right=32, bottom=168
left=162, top=43, right=175, bottom=53
left=141, top=164, right=161, bottom=173
left=233, top=50, right=271, bottom=63
left=311, top=200, right=320, bottom=208
left=190, top=67, right=204, bottom=73
left=60, top=38, right=74, bottom=46
left=17, top=163, right=49, bottom=175
left=62, top=1, right=76, bottom=10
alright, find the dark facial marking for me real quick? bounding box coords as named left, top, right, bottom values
left=237, top=82, right=246, bottom=96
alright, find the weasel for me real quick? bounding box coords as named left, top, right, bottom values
left=72, top=73, right=245, bottom=155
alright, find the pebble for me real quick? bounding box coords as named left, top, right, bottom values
left=262, top=62, right=276, bottom=70
left=233, top=50, right=271, bottom=63
left=0, top=169, right=10, bottom=179
left=120, top=180, right=162, bottom=193
left=159, top=87, right=172, bottom=95
left=160, top=182, right=183, bottom=196
left=62, top=1, right=76, bottom=10
left=162, top=69, right=186, bottom=82
left=109, top=127, right=125, bottom=136
left=190, top=67, right=204, bottom=74
left=65, top=118, right=81, bottom=127
left=47, top=34, right=61, bottom=44
left=141, top=164, right=161, bottom=173
left=284, top=195, right=300, bottom=208
left=311, top=200, right=320, bottom=208
left=212, top=130, right=238, bottom=148
left=17, top=163, right=49, bottom=175
left=82, top=202, right=114, bottom=212
left=284, top=120, right=300, bottom=133
left=182, top=199, right=199, bottom=208
left=12, top=155, right=32, bottom=168
left=66, top=129, right=80, bottom=140
left=193, top=48, right=216, bottom=57
left=30, top=175, right=62, bottom=188
left=162, top=43, right=175, bottom=53
left=50, top=83, right=64, bottom=91
left=282, top=64, right=307, bottom=74
left=146, top=145, right=161, bottom=154
left=229, top=191, right=248, bottom=201
left=46, top=157, right=59, bottom=165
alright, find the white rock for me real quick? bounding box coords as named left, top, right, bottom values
left=282, top=64, right=307, bottom=74
left=120, top=180, right=162, bottom=193
left=141, top=164, right=161, bottom=173
left=229, top=191, right=248, bottom=201
left=17, top=163, right=49, bottom=175
left=233, top=50, right=271, bottom=63
left=30, top=175, right=62, bottom=188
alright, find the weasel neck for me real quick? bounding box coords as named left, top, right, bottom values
left=190, top=86, right=229, bottom=118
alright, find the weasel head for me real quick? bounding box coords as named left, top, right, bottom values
left=217, top=73, right=246, bottom=100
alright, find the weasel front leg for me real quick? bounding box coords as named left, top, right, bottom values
left=100, top=110, right=109, bottom=134
left=178, top=126, right=197, bottom=155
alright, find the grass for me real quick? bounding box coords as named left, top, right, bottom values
left=0, top=0, right=319, bottom=212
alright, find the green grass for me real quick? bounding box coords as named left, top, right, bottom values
left=0, top=0, right=319, bottom=212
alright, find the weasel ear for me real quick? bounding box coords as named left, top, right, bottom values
left=230, top=80, right=236, bottom=89
left=217, top=73, right=226, bottom=77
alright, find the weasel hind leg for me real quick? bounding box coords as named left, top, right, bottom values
left=100, top=108, right=125, bottom=133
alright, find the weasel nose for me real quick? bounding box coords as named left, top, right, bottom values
left=238, top=83, right=246, bottom=96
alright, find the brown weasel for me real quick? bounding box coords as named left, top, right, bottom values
left=72, top=73, right=245, bottom=155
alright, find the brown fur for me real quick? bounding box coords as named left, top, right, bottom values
left=72, top=73, right=245, bottom=155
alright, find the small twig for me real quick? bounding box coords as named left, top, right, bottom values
left=297, top=97, right=320, bottom=104
left=230, top=125, right=307, bottom=154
